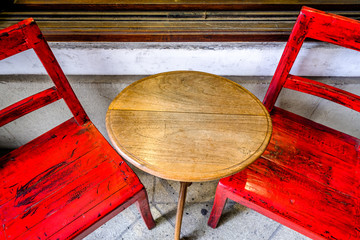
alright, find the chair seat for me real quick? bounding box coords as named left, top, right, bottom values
left=0, top=118, right=143, bottom=239
left=218, top=107, right=359, bottom=240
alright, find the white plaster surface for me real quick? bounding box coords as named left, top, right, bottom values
left=0, top=42, right=360, bottom=76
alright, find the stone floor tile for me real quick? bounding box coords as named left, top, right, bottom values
left=201, top=200, right=280, bottom=240
left=83, top=205, right=140, bottom=240
left=117, top=204, right=175, bottom=240
left=149, top=200, right=280, bottom=240
left=268, top=225, right=311, bottom=240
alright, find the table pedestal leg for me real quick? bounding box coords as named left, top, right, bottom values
left=174, top=182, right=191, bottom=240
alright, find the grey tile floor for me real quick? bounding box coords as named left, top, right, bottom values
left=84, top=167, right=311, bottom=240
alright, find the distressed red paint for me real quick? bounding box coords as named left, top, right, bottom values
left=0, top=19, right=155, bottom=239
left=208, top=7, right=360, bottom=240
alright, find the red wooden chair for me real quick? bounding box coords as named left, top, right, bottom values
left=208, top=7, right=360, bottom=240
left=0, top=19, right=155, bottom=239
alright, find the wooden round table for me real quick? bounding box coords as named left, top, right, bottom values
left=106, top=71, right=272, bottom=240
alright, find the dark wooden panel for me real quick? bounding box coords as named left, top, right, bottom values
left=2, top=1, right=360, bottom=41
left=12, top=0, right=360, bottom=11
left=0, top=11, right=295, bottom=41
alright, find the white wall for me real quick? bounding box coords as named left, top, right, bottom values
left=1, top=42, right=360, bottom=76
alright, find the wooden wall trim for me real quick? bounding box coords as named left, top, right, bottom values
left=12, top=0, right=360, bottom=11
left=1, top=1, right=360, bottom=42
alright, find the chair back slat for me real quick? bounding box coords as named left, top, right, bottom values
left=306, top=10, right=360, bottom=52
left=0, top=87, right=60, bottom=127
left=0, top=18, right=89, bottom=126
left=284, top=75, right=360, bottom=113
left=0, top=19, right=32, bottom=60
left=263, top=6, right=360, bottom=112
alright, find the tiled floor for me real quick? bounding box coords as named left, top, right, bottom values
left=84, top=168, right=311, bottom=240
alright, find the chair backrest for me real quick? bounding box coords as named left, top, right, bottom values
left=0, top=18, right=89, bottom=127
left=263, top=6, right=360, bottom=114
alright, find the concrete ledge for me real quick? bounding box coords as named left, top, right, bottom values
left=1, top=42, right=360, bottom=76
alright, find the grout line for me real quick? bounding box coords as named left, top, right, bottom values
left=117, top=216, right=141, bottom=239
left=159, top=178, right=179, bottom=202
left=3, top=126, right=22, bottom=146
left=268, top=224, right=283, bottom=240
left=308, top=98, right=322, bottom=120
left=153, top=203, right=176, bottom=228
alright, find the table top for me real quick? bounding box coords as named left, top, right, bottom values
left=106, top=71, right=272, bottom=182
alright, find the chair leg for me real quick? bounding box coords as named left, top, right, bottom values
left=135, top=188, right=156, bottom=230
left=208, top=184, right=228, bottom=229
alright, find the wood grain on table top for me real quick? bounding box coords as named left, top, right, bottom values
left=106, top=71, right=272, bottom=182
